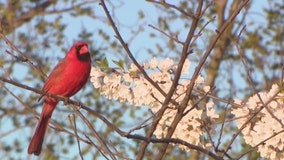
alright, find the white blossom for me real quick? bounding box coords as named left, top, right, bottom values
left=90, top=58, right=217, bottom=152
left=231, top=84, right=284, bottom=160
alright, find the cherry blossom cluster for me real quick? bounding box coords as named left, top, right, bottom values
left=231, top=84, right=284, bottom=159
left=90, top=58, right=218, bottom=150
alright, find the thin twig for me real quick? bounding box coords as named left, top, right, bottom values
left=148, top=24, right=183, bottom=44
left=0, top=76, right=72, bottom=102
left=235, top=28, right=284, bottom=128
left=74, top=108, right=116, bottom=160
left=216, top=104, right=228, bottom=150
left=183, top=86, right=215, bottom=116
left=223, top=88, right=281, bottom=156
left=78, top=102, right=223, bottom=159
left=127, top=134, right=223, bottom=160
left=68, top=114, right=84, bottom=160
left=236, top=129, right=284, bottom=160
left=2, top=84, right=91, bottom=145
left=193, top=88, right=241, bottom=108
left=146, top=0, right=195, bottom=18
left=0, top=33, right=46, bottom=78
left=99, top=0, right=180, bottom=109
left=85, top=135, right=110, bottom=160
left=222, top=21, right=284, bottom=157
left=126, top=116, right=152, bottom=135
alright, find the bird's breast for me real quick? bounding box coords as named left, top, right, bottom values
left=43, top=58, right=91, bottom=98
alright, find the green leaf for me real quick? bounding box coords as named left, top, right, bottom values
left=96, top=57, right=109, bottom=71
left=112, top=60, right=124, bottom=70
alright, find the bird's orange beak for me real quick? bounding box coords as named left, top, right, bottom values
left=79, top=45, right=89, bottom=55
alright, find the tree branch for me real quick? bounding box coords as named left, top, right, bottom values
left=0, top=32, right=46, bottom=78
left=0, top=75, right=222, bottom=159
left=152, top=1, right=204, bottom=158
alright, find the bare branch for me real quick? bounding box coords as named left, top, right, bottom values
left=153, top=0, right=250, bottom=159
left=152, top=0, right=204, bottom=158
left=98, top=0, right=179, bottom=108
left=1, top=0, right=97, bottom=33
left=216, top=105, right=228, bottom=150
left=146, top=0, right=195, bottom=18
left=85, top=135, right=111, bottom=160
left=223, top=89, right=281, bottom=156
left=1, top=74, right=222, bottom=159
left=148, top=24, right=184, bottom=44
left=68, top=114, right=84, bottom=160
left=0, top=33, right=46, bottom=78
left=2, top=82, right=91, bottom=146
left=74, top=107, right=116, bottom=160
left=236, top=129, right=284, bottom=160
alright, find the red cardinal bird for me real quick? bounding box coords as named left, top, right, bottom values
left=28, top=42, right=91, bottom=155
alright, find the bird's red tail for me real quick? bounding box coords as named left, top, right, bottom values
left=28, top=102, right=55, bottom=155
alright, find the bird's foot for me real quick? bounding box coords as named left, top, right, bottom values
left=63, top=97, right=70, bottom=105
